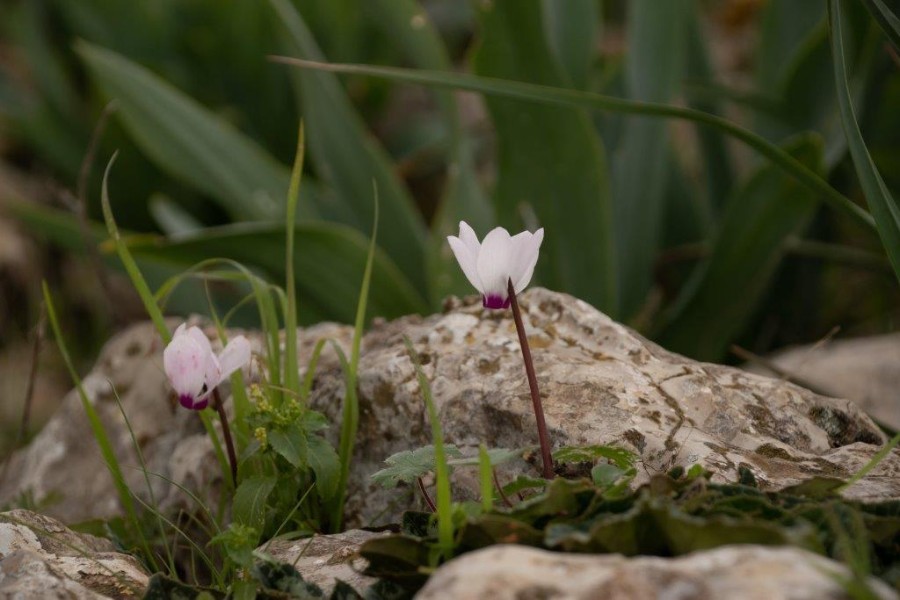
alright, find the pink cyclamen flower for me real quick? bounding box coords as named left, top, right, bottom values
left=163, top=324, right=251, bottom=410
left=447, top=221, right=544, bottom=309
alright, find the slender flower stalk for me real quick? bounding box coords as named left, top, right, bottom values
left=416, top=476, right=437, bottom=512
left=507, top=279, right=553, bottom=479
left=447, top=221, right=553, bottom=479
left=213, top=388, right=238, bottom=488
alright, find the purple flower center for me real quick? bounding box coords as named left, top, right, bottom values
left=482, top=294, right=510, bottom=310
left=179, top=393, right=208, bottom=411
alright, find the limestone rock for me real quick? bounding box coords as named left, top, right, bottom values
left=0, top=509, right=149, bottom=598
left=309, top=289, right=896, bottom=524
left=417, top=544, right=898, bottom=600
left=1, top=289, right=896, bottom=529
left=261, top=529, right=386, bottom=595
left=744, top=333, right=900, bottom=431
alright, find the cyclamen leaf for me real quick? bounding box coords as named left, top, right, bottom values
left=552, top=445, right=637, bottom=469
left=371, top=445, right=463, bottom=488
left=447, top=448, right=523, bottom=467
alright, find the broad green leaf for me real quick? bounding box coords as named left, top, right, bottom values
left=124, top=221, right=429, bottom=324
left=271, top=59, right=875, bottom=231
left=613, top=0, right=689, bottom=316
left=684, top=9, right=733, bottom=213
left=307, top=434, right=341, bottom=501
left=541, top=0, right=599, bottom=90
left=447, top=448, right=522, bottom=468
left=268, top=424, right=307, bottom=469
left=552, top=445, right=637, bottom=470
left=76, top=41, right=309, bottom=221
left=269, top=0, right=428, bottom=292
left=471, top=0, right=617, bottom=314
left=657, top=135, right=825, bottom=361
left=366, top=0, right=492, bottom=303
left=233, top=476, right=277, bottom=532
left=371, top=445, right=463, bottom=488
left=830, top=0, right=900, bottom=284
left=861, top=0, right=900, bottom=50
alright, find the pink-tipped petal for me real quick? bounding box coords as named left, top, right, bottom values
left=476, top=226, right=515, bottom=301
left=163, top=334, right=207, bottom=401
left=217, top=335, right=251, bottom=385
left=448, top=235, right=484, bottom=293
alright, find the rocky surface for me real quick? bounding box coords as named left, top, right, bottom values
left=417, top=544, right=898, bottom=600
left=0, top=289, right=896, bottom=529
left=0, top=509, right=148, bottom=598
left=744, top=333, right=900, bottom=431
left=262, top=529, right=386, bottom=595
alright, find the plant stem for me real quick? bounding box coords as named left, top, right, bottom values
left=417, top=477, right=436, bottom=512
left=507, top=280, right=553, bottom=479
left=492, top=470, right=513, bottom=508
left=212, top=388, right=238, bottom=489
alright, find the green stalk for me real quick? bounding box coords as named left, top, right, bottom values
left=42, top=283, right=153, bottom=565
left=404, top=336, right=454, bottom=560
left=478, top=444, right=493, bottom=513
left=270, top=57, right=875, bottom=231
left=284, top=124, right=305, bottom=398
left=330, top=188, right=379, bottom=531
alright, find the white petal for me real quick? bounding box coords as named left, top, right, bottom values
left=476, top=226, right=515, bottom=299
left=174, top=323, right=188, bottom=338
left=458, top=221, right=481, bottom=255
left=513, top=228, right=544, bottom=293
left=185, top=326, right=214, bottom=358
left=448, top=235, right=483, bottom=293
left=216, top=336, right=251, bottom=385
left=163, top=334, right=207, bottom=399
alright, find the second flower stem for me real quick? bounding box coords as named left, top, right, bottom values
left=507, top=280, right=553, bottom=479
left=212, top=388, right=238, bottom=489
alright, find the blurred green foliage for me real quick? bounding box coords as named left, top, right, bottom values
left=1, top=0, right=898, bottom=361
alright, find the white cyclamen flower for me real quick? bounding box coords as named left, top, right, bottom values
left=447, top=221, right=544, bottom=309
left=163, top=324, right=251, bottom=410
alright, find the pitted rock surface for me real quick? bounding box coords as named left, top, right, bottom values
left=0, top=289, right=896, bottom=528
left=0, top=509, right=148, bottom=598
left=744, top=332, right=900, bottom=431
left=416, top=544, right=898, bottom=600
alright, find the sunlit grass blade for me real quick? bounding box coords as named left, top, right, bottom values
left=42, top=282, right=153, bottom=565
left=269, top=57, right=876, bottom=231
left=471, top=0, right=617, bottom=315
left=330, top=187, right=379, bottom=531
left=613, top=0, right=688, bottom=315
left=100, top=152, right=170, bottom=343
left=657, top=135, right=823, bottom=361
left=269, top=0, right=428, bottom=292
left=284, top=123, right=305, bottom=398
left=403, top=336, right=453, bottom=560
left=830, top=0, right=900, bottom=284
left=478, top=444, right=493, bottom=513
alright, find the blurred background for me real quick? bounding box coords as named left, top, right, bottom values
left=0, top=0, right=898, bottom=452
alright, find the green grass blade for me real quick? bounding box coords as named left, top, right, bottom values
left=471, top=0, right=617, bottom=315
left=657, top=135, right=824, bottom=361
left=42, top=283, right=152, bottom=562
left=284, top=124, right=305, bottom=398
left=613, top=0, right=688, bottom=315
left=837, top=430, right=900, bottom=492
left=99, top=153, right=170, bottom=343
left=270, top=58, right=876, bottom=231
left=127, top=221, right=428, bottom=324
left=540, top=0, right=598, bottom=90
left=269, top=0, right=428, bottom=292
left=403, top=336, right=453, bottom=559
left=830, top=0, right=900, bottom=284
left=300, top=338, right=328, bottom=402
left=478, top=444, right=493, bottom=513
left=330, top=188, right=378, bottom=530
left=76, top=41, right=314, bottom=222
left=860, top=0, right=900, bottom=51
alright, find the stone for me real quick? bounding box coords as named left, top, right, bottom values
left=1, top=289, right=896, bottom=529
left=261, top=529, right=386, bottom=595
left=744, top=333, right=900, bottom=431
left=0, top=509, right=149, bottom=598
left=416, top=544, right=898, bottom=600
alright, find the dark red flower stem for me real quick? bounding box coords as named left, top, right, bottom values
left=507, top=280, right=553, bottom=479
left=417, top=476, right=436, bottom=512
left=212, top=388, right=238, bottom=489
left=492, top=470, right=514, bottom=508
